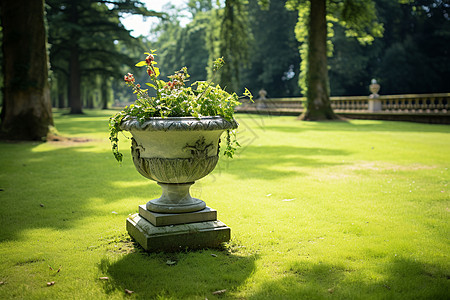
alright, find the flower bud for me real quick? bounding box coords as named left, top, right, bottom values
left=145, top=54, right=154, bottom=65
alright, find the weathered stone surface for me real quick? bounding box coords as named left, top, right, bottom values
left=145, top=182, right=206, bottom=213
left=139, top=205, right=218, bottom=226
left=132, top=139, right=219, bottom=182
left=120, top=116, right=238, bottom=132
left=127, top=213, right=231, bottom=252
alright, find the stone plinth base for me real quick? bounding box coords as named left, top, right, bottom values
left=127, top=206, right=230, bottom=252
left=139, top=205, right=217, bottom=226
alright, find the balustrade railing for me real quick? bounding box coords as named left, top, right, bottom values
left=238, top=93, right=449, bottom=115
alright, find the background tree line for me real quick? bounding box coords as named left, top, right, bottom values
left=0, top=0, right=448, bottom=138
left=3, top=0, right=449, bottom=110
left=151, top=0, right=449, bottom=99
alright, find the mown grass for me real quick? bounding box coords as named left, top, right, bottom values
left=0, top=110, right=448, bottom=299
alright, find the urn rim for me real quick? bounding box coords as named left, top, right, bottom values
left=120, top=116, right=238, bottom=132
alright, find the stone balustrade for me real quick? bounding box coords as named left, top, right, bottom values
left=240, top=93, right=449, bottom=114
left=331, top=93, right=449, bottom=114
left=237, top=93, right=450, bottom=123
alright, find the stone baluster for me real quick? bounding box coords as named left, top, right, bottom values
left=429, top=97, right=436, bottom=112
left=436, top=97, right=443, bottom=112
left=417, top=99, right=423, bottom=113
left=412, top=99, right=419, bottom=112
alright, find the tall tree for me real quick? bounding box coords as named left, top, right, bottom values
left=46, top=0, right=162, bottom=113
left=304, top=0, right=335, bottom=120
left=0, top=0, right=54, bottom=140
left=286, top=0, right=383, bottom=120
left=210, top=0, right=251, bottom=91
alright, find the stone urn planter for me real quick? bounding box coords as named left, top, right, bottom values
left=121, top=116, right=238, bottom=213
left=369, top=78, right=382, bottom=112
left=109, top=51, right=252, bottom=251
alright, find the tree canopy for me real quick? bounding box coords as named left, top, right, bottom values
left=46, top=0, right=162, bottom=113
left=1, top=0, right=448, bottom=120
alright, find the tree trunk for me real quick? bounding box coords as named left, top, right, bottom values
left=68, top=45, right=83, bottom=114
left=101, top=76, right=109, bottom=109
left=298, top=0, right=339, bottom=121
left=68, top=0, right=83, bottom=114
left=57, top=77, right=66, bottom=108
left=219, top=0, right=235, bottom=91
left=0, top=0, right=54, bottom=140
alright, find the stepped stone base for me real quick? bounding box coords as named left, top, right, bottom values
left=138, top=205, right=217, bottom=226
left=127, top=206, right=230, bottom=252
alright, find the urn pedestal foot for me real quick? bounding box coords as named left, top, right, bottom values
left=127, top=206, right=231, bottom=252
left=146, top=182, right=206, bottom=213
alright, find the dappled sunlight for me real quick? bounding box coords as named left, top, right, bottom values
left=110, top=181, right=149, bottom=188
left=225, top=145, right=351, bottom=180
left=1, top=113, right=448, bottom=299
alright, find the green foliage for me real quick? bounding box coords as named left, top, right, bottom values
left=109, top=53, right=252, bottom=162
left=46, top=0, right=157, bottom=110
left=240, top=0, right=300, bottom=97
left=287, top=0, right=383, bottom=96
left=214, top=0, right=252, bottom=91
left=328, top=25, right=373, bottom=95
left=151, top=5, right=211, bottom=85
left=328, top=0, right=450, bottom=95
left=334, top=0, right=384, bottom=45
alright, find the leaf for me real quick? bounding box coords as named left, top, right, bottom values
left=212, top=289, right=227, bottom=295
left=166, top=260, right=177, bottom=266
left=135, top=61, right=147, bottom=67
left=153, top=67, right=160, bottom=77
left=145, top=83, right=156, bottom=89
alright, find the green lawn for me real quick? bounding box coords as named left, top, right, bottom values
left=0, top=110, right=448, bottom=299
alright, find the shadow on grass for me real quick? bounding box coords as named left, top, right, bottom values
left=218, top=145, right=351, bottom=180
left=98, top=247, right=258, bottom=299
left=248, top=257, right=448, bottom=299
left=0, top=141, right=157, bottom=242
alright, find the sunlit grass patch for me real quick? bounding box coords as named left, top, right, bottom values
left=0, top=110, right=448, bottom=299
